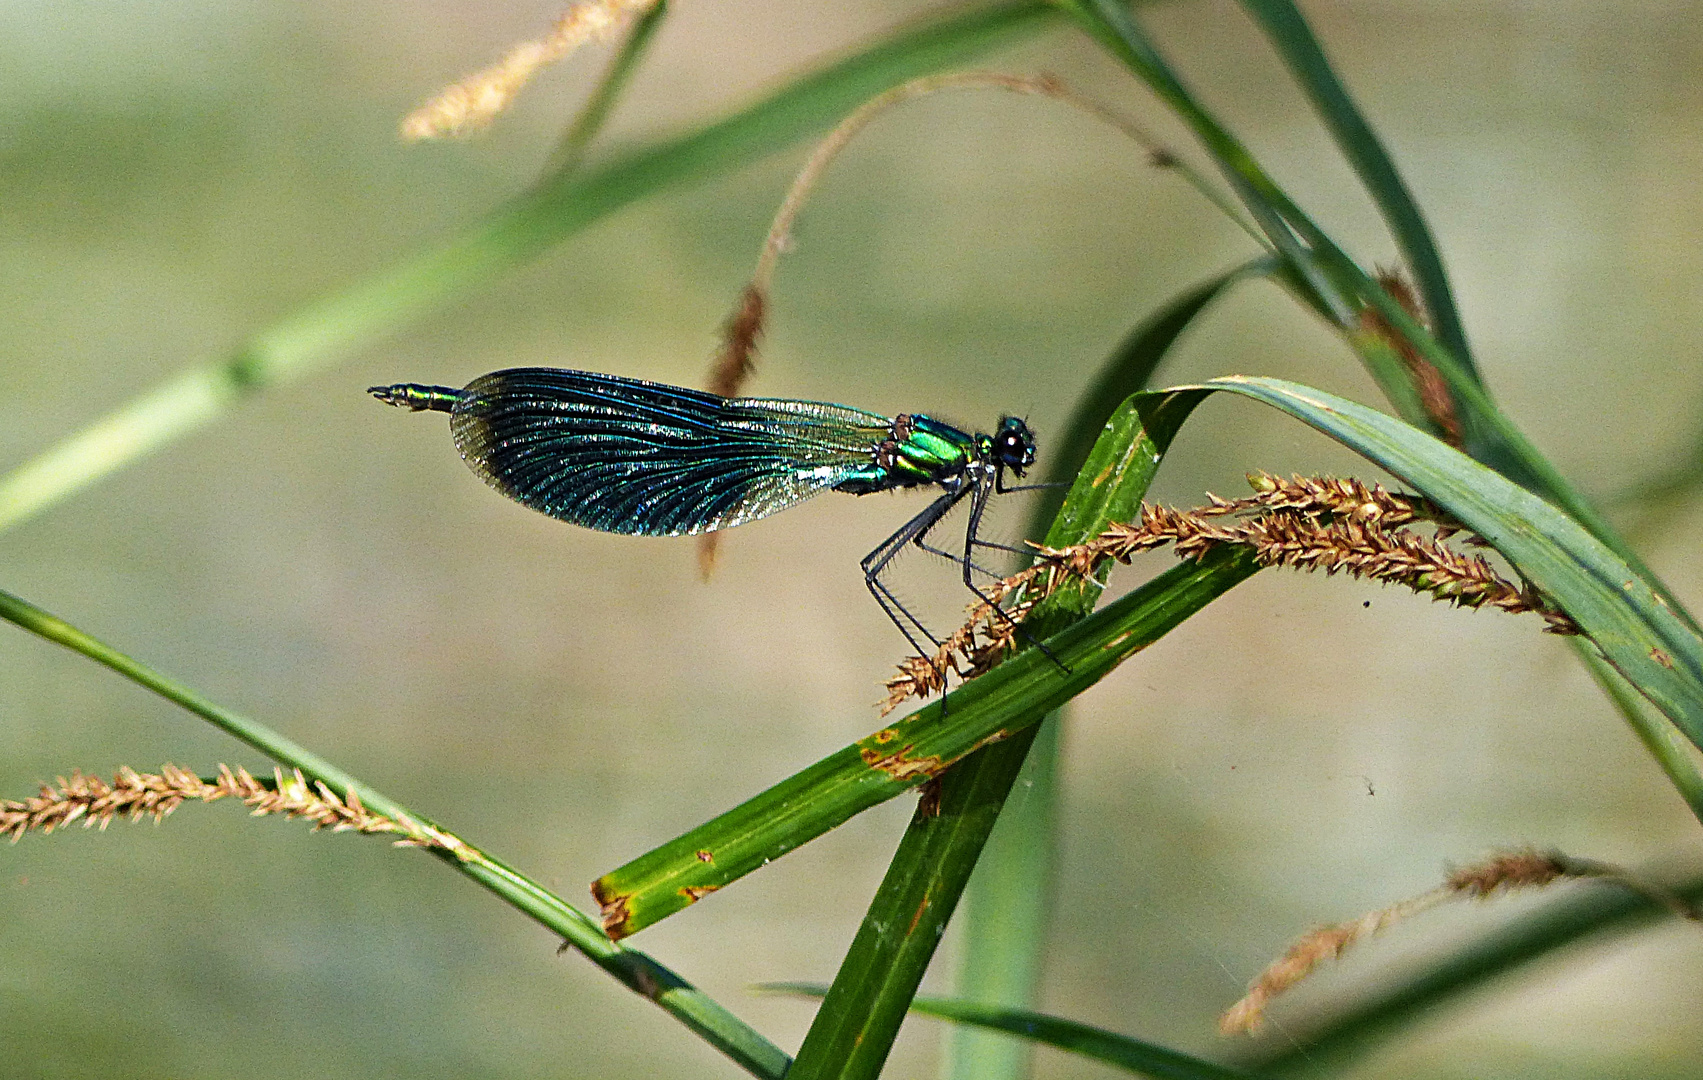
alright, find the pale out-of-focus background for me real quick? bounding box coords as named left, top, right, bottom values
left=3, top=2, right=1701, bottom=1077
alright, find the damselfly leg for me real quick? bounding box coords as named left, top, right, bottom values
left=859, top=485, right=972, bottom=661
left=959, top=474, right=1070, bottom=673
left=862, top=469, right=1069, bottom=684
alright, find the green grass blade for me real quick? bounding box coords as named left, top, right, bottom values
left=913, top=997, right=1265, bottom=1080
left=945, top=258, right=1272, bottom=1080
left=0, top=588, right=380, bottom=809
left=1326, top=253, right=1700, bottom=634
left=1184, top=377, right=1703, bottom=753
left=1575, top=640, right=1703, bottom=828
left=1067, top=0, right=1692, bottom=627
left=593, top=546, right=1260, bottom=940
left=784, top=723, right=1051, bottom=1080
left=771, top=985, right=1265, bottom=1080
left=0, top=0, right=1060, bottom=534
left=1236, top=870, right=1703, bottom=1074
left=0, top=586, right=790, bottom=1078
left=1236, top=0, right=1476, bottom=380
left=1055, top=2, right=1574, bottom=496
left=1057, top=0, right=1465, bottom=444
left=1053, top=0, right=1355, bottom=326
left=1031, top=255, right=1282, bottom=529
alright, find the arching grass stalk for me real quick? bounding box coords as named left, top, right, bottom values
left=0, top=587, right=790, bottom=1079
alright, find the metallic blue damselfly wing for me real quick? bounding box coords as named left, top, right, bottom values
left=375, top=368, right=898, bottom=536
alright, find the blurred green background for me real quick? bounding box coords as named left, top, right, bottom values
left=3, top=1, right=1702, bottom=1076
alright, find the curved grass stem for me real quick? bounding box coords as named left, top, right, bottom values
left=0, top=585, right=789, bottom=1079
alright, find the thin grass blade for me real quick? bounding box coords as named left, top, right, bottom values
left=1235, top=0, right=1476, bottom=381
left=944, top=714, right=1059, bottom=1080
left=1575, top=641, right=1703, bottom=827
left=1032, top=255, right=1281, bottom=529
left=1061, top=1, right=1695, bottom=636
left=1234, top=869, right=1703, bottom=1074
left=0, top=586, right=790, bottom=1078
left=1053, top=0, right=1355, bottom=325
left=771, top=984, right=1266, bottom=1080
left=540, top=0, right=671, bottom=177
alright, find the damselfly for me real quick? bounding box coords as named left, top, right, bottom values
left=371, top=367, right=1046, bottom=662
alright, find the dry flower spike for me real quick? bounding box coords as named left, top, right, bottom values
left=1220, top=849, right=1699, bottom=1035
left=1361, top=268, right=1463, bottom=446
left=880, top=472, right=1578, bottom=713
left=700, top=72, right=1193, bottom=580
left=401, top=0, right=658, bottom=140
left=1, top=765, right=470, bottom=859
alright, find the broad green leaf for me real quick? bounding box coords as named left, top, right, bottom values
left=0, top=0, right=1060, bottom=533
left=1184, top=377, right=1703, bottom=752
left=772, top=985, right=1264, bottom=1080
left=1060, top=1, right=1695, bottom=636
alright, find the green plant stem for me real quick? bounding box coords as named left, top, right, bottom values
left=943, top=260, right=1266, bottom=1080
left=0, top=586, right=789, bottom=1079
left=0, top=0, right=1060, bottom=535
left=787, top=724, right=1048, bottom=1080
left=777, top=985, right=1266, bottom=1080
left=540, top=0, right=671, bottom=178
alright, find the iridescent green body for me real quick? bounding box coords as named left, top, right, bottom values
left=833, top=414, right=980, bottom=494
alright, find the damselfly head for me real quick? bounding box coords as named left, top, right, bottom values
left=991, top=416, right=1036, bottom=476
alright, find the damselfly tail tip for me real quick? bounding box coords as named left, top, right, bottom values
left=368, top=383, right=460, bottom=413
